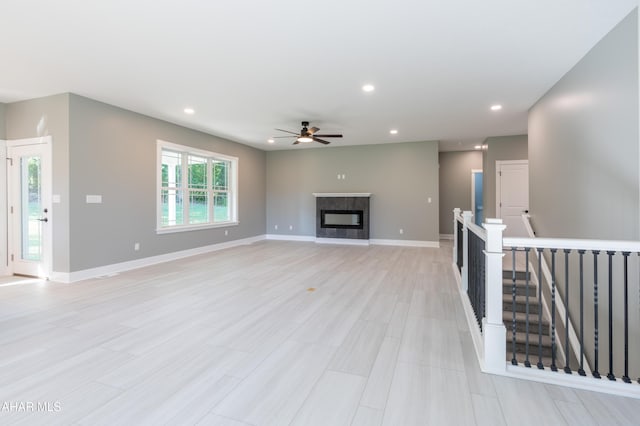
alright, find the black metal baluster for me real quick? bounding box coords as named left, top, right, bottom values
left=537, top=247, right=544, bottom=369
left=475, top=235, right=479, bottom=326
left=578, top=250, right=586, bottom=376
left=606, top=251, right=615, bottom=381
left=475, top=234, right=481, bottom=329
left=467, top=232, right=475, bottom=324
left=468, top=233, right=474, bottom=321
left=524, top=247, right=531, bottom=368
left=550, top=249, right=558, bottom=372
left=622, top=252, right=631, bottom=384
left=457, top=221, right=463, bottom=272
left=592, top=250, right=601, bottom=379
left=564, top=249, right=572, bottom=374
left=480, top=237, right=486, bottom=323
left=511, top=247, right=518, bottom=365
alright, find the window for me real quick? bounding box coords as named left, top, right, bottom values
left=157, top=140, right=238, bottom=233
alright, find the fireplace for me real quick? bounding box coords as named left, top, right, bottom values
left=321, top=210, right=364, bottom=229
left=313, top=193, right=371, bottom=241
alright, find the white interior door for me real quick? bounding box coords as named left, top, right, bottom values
left=7, top=137, right=52, bottom=278
left=496, top=160, right=528, bottom=237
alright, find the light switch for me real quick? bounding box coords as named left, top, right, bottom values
left=86, top=195, right=102, bottom=204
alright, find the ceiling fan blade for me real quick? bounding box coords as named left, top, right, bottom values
left=292, top=140, right=300, bottom=145
left=313, top=134, right=343, bottom=138
left=272, top=135, right=296, bottom=138
left=309, top=126, right=320, bottom=134
left=275, top=128, right=300, bottom=135
left=313, top=137, right=331, bottom=145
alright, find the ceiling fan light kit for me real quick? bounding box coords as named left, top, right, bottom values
left=274, top=121, right=343, bottom=146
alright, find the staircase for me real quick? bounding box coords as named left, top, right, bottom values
left=502, top=270, right=563, bottom=368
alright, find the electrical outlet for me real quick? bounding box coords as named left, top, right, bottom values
left=274, top=224, right=278, bottom=230
left=224, top=230, right=229, bottom=236
left=289, top=225, right=293, bottom=230
left=134, top=242, right=140, bottom=251
left=399, top=229, right=404, bottom=235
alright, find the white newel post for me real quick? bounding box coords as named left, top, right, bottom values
left=482, top=218, right=507, bottom=374
left=453, top=208, right=461, bottom=263
left=461, top=210, right=473, bottom=292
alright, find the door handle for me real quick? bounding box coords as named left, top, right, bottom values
left=37, top=217, right=48, bottom=222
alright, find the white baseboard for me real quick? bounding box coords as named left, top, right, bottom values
left=315, top=237, right=370, bottom=246
left=51, top=235, right=266, bottom=283
left=265, top=234, right=315, bottom=242
left=266, top=234, right=439, bottom=248
left=440, top=234, right=454, bottom=240
left=370, top=239, right=440, bottom=248
left=501, top=363, right=640, bottom=400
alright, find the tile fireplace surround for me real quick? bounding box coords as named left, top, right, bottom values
left=313, top=193, right=371, bottom=243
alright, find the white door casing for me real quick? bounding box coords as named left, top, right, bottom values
left=7, top=137, right=53, bottom=278
left=0, top=140, right=7, bottom=276
left=496, top=160, right=529, bottom=238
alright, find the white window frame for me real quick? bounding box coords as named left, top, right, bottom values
left=156, top=139, right=238, bottom=234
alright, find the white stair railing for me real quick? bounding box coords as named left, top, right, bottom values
left=452, top=208, right=640, bottom=398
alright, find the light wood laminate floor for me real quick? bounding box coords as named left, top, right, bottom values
left=0, top=240, right=639, bottom=425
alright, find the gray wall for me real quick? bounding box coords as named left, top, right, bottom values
left=0, top=103, right=6, bottom=139
left=5, top=93, right=266, bottom=273
left=529, top=10, right=639, bottom=240
left=528, top=10, right=639, bottom=378
left=266, top=141, right=439, bottom=242
left=438, top=150, right=482, bottom=235
left=6, top=93, right=71, bottom=272
left=68, top=95, right=266, bottom=271
left=482, top=135, right=528, bottom=219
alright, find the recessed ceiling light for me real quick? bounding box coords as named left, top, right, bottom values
left=389, top=129, right=398, bottom=135
left=184, top=107, right=195, bottom=115
left=474, top=145, right=482, bottom=150
left=362, top=84, right=375, bottom=92
left=267, top=139, right=275, bottom=144
left=490, top=104, right=502, bottom=111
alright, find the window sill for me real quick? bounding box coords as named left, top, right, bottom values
left=156, top=221, right=239, bottom=235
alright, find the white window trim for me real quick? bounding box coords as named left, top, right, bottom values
left=156, top=139, right=239, bottom=234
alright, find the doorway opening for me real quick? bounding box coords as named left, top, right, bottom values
left=471, top=169, right=483, bottom=226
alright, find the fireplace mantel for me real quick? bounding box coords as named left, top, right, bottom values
left=312, top=193, right=372, bottom=197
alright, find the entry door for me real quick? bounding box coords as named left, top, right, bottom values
left=496, top=160, right=528, bottom=237
left=7, top=138, right=52, bottom=278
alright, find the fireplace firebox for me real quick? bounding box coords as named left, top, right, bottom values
left=321, top=210, right=364, bottom=229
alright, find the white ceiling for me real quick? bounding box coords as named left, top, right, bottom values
left=1, top=0, right=637, bottom=151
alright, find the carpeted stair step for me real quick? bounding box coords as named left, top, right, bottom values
left=507, top=331, right=554, bottom=358
left=503, top=311, right=550, bottom=335
left=503, top=270, right=530, bottom=281
left=502, top=294, right=541, bottom=314
left=502, top=280, right=538, bottom=297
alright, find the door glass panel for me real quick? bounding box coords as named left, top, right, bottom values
left=21, top=155, right=42, bottom=261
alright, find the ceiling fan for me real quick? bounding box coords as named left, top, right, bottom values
left=274, top=121, right=343, bottom=145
